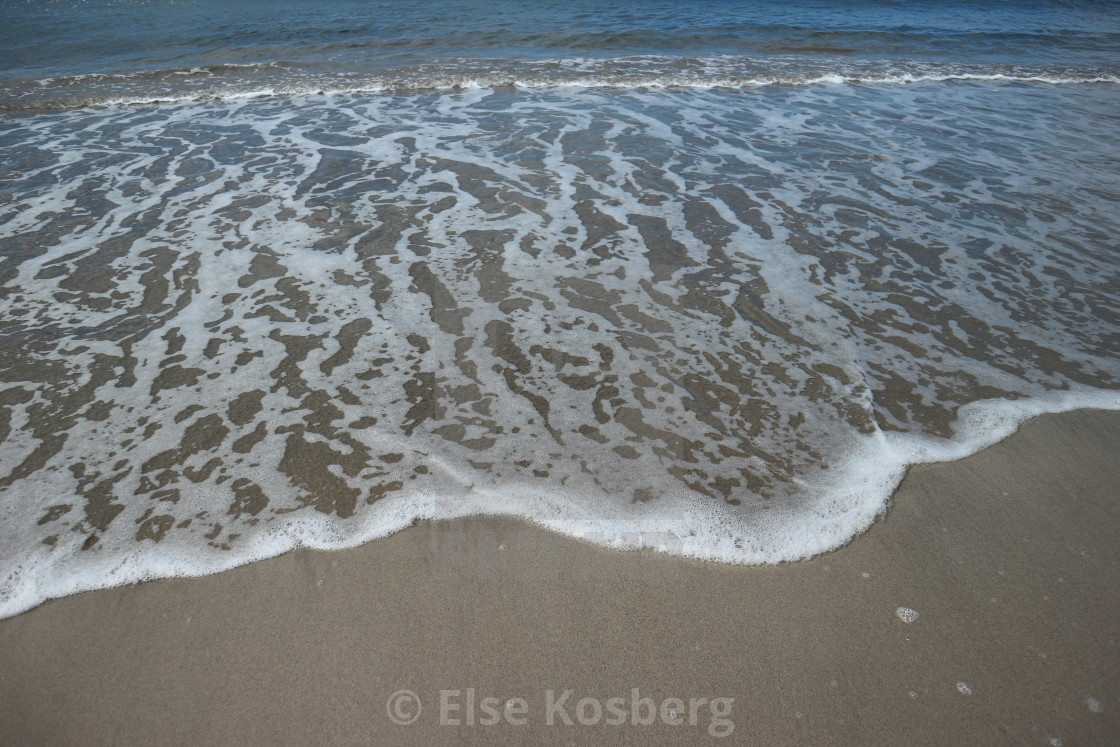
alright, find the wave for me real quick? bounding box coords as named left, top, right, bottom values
left=2, top=392, right=1117, bottom=621
left=1, top=71, right=1119, bottom=618
left=3, top=56, right=1118, bottom=113
left=28, top=61, right=291, bottom=85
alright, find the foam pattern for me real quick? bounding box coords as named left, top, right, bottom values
left=0, top=81, right=1118, bottom=617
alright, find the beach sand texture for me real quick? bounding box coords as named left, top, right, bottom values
left=3, top=3, right=1120, bottom=743
left=1, top=408, right=1117, bottom=745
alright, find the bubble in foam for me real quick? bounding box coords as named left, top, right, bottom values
left=896, top=607, right=919, bottom=623
left=1087, top=697, right=1103, bottom=713
left=956, top=682, right=972, bottom=696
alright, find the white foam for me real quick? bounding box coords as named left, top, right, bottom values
left=12, top=55, right=1118, bottom=113
left=1, top=83, right=1118, bottom=619
left=896, top=607, right=919, bottom=623
left=69, top=69, right=1115, bottom=110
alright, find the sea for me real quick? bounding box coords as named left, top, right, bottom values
left=1, top=0, right=1119, bottom=618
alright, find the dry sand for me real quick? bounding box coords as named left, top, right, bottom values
left=1, top=408, right=1118, bottom=745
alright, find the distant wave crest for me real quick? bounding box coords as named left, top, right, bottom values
left=2, top=56, right=1118, bottom=112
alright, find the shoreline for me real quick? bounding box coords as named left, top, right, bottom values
left=2, top=408, right=1119, bottom=744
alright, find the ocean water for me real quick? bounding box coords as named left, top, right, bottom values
left=1, top=0, right=1119, bottom=618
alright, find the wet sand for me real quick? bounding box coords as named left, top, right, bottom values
left=1, top=408, right=1118, bottom=745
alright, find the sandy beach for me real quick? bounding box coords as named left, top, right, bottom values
left=3, top=2, right=1119, bottom=744
left=1, top=407, right=1118, bottom=745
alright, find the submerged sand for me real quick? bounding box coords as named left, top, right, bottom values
left=1, top=408, right=1118, bottom=745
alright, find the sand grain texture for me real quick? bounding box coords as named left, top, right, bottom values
left=1, top=409, right=1118, bottom=745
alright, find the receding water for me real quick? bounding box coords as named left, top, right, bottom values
left=1, top=0, right=1118, bottom=617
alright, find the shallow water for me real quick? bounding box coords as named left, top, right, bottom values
left=1, top=0, right=1119, bottom=617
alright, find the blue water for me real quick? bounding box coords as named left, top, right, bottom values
left=0, top=0, right=1118, bottom=617
left=2, top=0, right=1119, bottom=108
left=4, top=0, right=1120, bottom=70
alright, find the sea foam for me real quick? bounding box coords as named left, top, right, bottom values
left=0, top=81, right=1118, bottom=619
